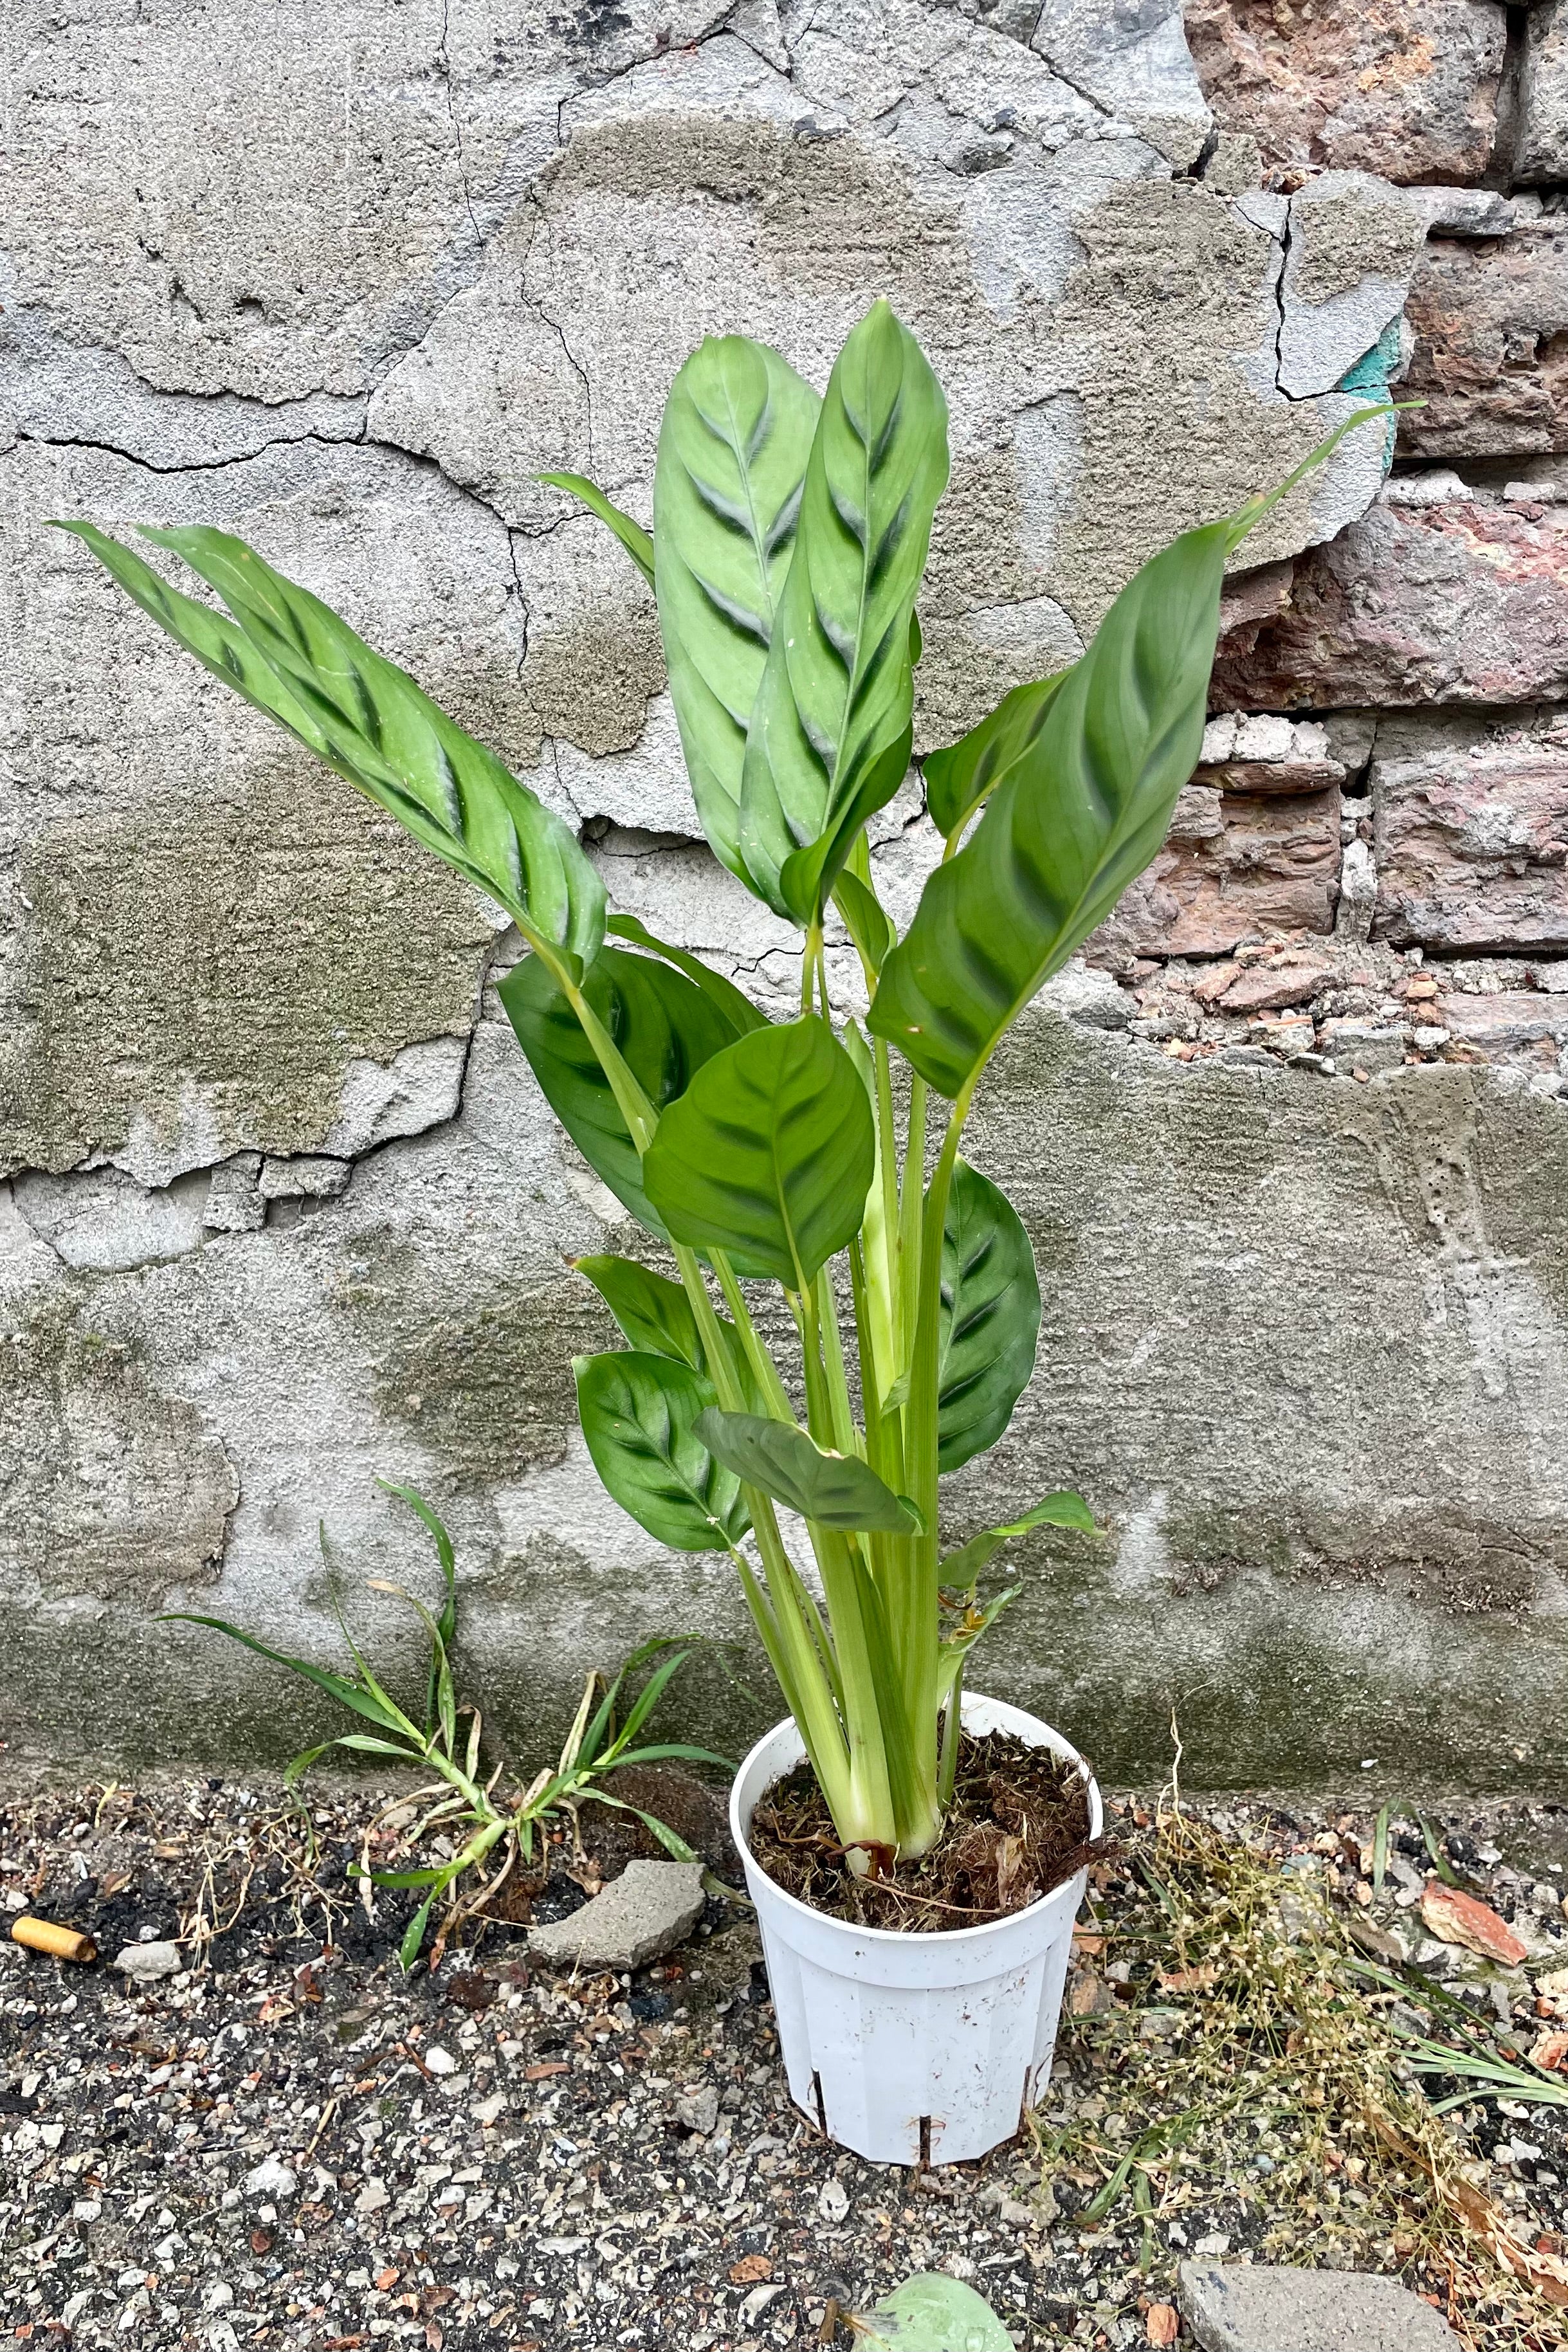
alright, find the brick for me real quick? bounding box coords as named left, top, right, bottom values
left=1087, top=785, right=1341, bottom=962
left=1217, top=954, right=1336, bottom=1013
left=1398, top=224, right=1568, bottom=461
left=1372, top=729, right=1568, bottom=952
left=1180, top=0, right=1507, bottom=188
left=1519, top=0, right=1568, bottom=184
left=1178, top=2261, right=1460, bottom=2350
left=1210, top=495, right=1568, bottom=710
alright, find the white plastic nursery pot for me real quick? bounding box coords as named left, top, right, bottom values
left=729, top=1691, right=1102, bottom=2167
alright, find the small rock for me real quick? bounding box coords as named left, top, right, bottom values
left=673, top=2084, right=720, bottom=2137
left=998, top=2196, right=1034, bottom=2228
left=819, top=2178, right=850, bottom=2222
left=1420, top=1879, right=1529, bottom=1967
left=1179, top=2261, right=1461, bottom=2349
left=1530, top=2030, right=1568, bottom=2070
left=242, top=2158, right=297, bottom=2205
left=422, top=2044, right=457, bottom=2076
left=527, top=1859, right=706, bottom=1973
left=113, top=1940, right=181, bottom=1981
left=354, top=2178, right=389, bottom=2216
left=1193, top=2231, right=1231, bottom=2256
left=1146, top=2308, right=1180, bottom=2348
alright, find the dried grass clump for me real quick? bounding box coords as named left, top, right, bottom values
left=1037, top=1800, right=1568, bottom=2352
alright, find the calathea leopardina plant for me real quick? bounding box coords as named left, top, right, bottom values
left=59, top=304, right=1387, bottom=1867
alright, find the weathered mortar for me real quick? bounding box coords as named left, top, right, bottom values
left=5, top=0, right=1568, bottom=1787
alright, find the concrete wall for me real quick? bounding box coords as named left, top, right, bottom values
left=4, top=0, right=1568, bottom=1789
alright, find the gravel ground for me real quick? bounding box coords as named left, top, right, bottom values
left=3, top=1774, right=1567, bottom=2351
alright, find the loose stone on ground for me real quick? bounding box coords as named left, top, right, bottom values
left=1178, top=2261, right=1462, bottom=2351
left=526, top=1857, right=708, bottom=1971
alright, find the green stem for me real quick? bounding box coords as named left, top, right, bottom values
left=814, top=1267, right=860, bottom=1460
left=711, top=1249, right=793, bottom=1421
left=896, top=1075, right=927, bottom=1377
left=938, top=1657, right=965, bottom=1809
left=895, top=1080, right=974, bottom=1858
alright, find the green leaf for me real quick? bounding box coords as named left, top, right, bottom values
left=871, top=410, right=1399, bottom=1098
left=858, top=2273, right=1013, bottom=2351
left=51, top=520, right=347, bottom=760
left=578, top=1788, right=701, bottom=1865
left=738, top=300, right=949, bottom=920
left=573, top=1255, right=707, bottom=1367
left=499, top=946, right=743, bottom=1239
left=871, top=515, right=1231, bottom=1097
left=937, top=1160, right=1041, bottom=1474
left=399, top=1890, right=439, bottom=1973
left=654, top=335, right=821, bottom=883
left=832, top=869, right=895, bottom=975
left=606, top=1741, right=735, bottom=1769
left=607, top=913, right=769, bottom=1036
left=379, top=1480, right=459, bottom=1733
left=575, top=1351, right=750, bottom=1552
left=58, top=522, right=606, bottom=980
left=642, top=1016, right=875, bottom=1290
left=538, top=470, right=655, bottom=585
left=160, top=1612, right=410, bottom=1735
left=941, top=1491, right=1097, bottom=1586
left=695, top=1410, right=923, bottom=1535
left=922, top=668, right=1071, bottom=842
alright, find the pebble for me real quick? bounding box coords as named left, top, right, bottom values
left=423, top=2043, right=457, bottom=2075
left=242, top=2158, right=297, bottom=2203
left=112, top=1938, right=181, bottom=1980
left=673, top=2083, right=720, bottom=2136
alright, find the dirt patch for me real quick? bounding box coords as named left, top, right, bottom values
left=747, top=1730, right=1097, bottom=1932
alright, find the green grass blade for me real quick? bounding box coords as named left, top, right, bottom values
left=537, top=471, right=655, bottom=585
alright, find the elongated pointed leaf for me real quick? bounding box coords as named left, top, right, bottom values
left=68, top=520, right=606, bottom=978
left=739, top=300, right=949, bottom=920
left=861, top=2274, right=1012, bottom=2351
left=655, top=336, right=821, bottom=882
left=870, top=410, right=1395, bottom=1097
left=399, top=1890, right=440, bottom=1973
left=160, top=1612, right=409, bottom=1735
left=607, top=913, right=768, bottom=1035
left=695, top=1409, right=922, bottom=1535
left=379, top=1479, right=459, bottom=1733
left=574, top=1255, right=707, bottom=1365
left=940, top=1490, right=1097, bottom=1586
left=923, top=668, right=1071, bottom=841
left=52, top=521, right=345, bottom=761
left=642, top=1016, right=875, bottom=1290
left=538, top=470, right=655, bottom=585
left=938, top=1160, right=1041, bottom=1474
left=570, top=1255, right=760, bottom=1403
left=575, top=1351, right=750, bottom=1552
left=500, top=946, right=743, bottom=1239
left=833, top=869, right=895, bottom=974
left=871, top=518, right=1229, bottom=1097
left=579, top=1788, right=701, bottom=1864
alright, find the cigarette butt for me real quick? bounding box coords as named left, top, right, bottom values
left=11, top=1916, right=98, bottom=1964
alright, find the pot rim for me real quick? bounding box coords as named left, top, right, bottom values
left=729, top=1691, right=1102, bottom=1949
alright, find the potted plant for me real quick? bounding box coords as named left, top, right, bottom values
left=57, top=304, right=1385, bottom=2165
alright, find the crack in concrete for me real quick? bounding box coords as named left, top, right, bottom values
left=437, top=0, right=485, bottom=256
left=1272, top=197, right=1293, bottom=400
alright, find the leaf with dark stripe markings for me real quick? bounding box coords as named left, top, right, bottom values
left=740, top=300, right=948, bottom=923
left=936, top=1160, right=1040, bottom=1475
left=655, top=336, right=821, bottom=882
left=55, top=520, right=605, bottom=982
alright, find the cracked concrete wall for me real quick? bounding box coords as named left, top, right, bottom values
left=3, top=0, right=1563, bottom=1792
